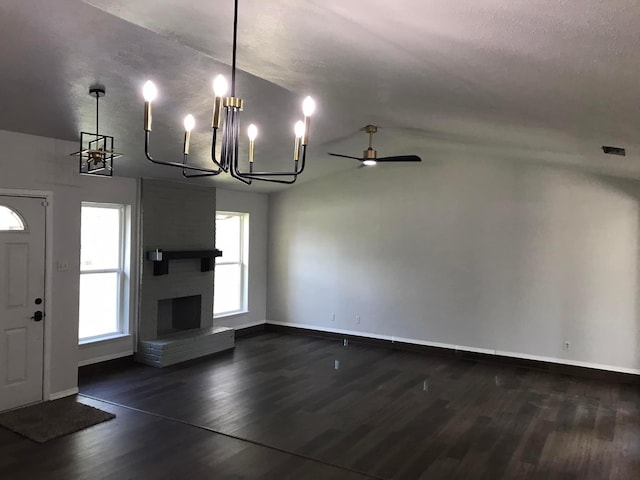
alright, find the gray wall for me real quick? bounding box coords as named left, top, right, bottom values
left=215, top=188, right=269, bottom=329
left=140, top=179, right=216, bottom=340
left=0, top=129, right=139, bottom=395
left=268, top=155, right=640, bottom=373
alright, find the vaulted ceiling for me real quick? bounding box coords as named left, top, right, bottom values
left=1, top=0, right=640, bottom=191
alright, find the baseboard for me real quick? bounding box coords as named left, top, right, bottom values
left=493, top=349, right=640, bottom=376
left=78, top=350, right=134, bottom=367
left=234, top=321, right=266, bottom=337
left=265, top=321, right=640, bottom=383
left=49, top=387, right=79, bottom=401
left=78, top=355, right=136, bottom=379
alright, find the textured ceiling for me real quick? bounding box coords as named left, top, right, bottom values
left=1, top=0, right=640, bottom=191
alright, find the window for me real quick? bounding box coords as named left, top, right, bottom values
left=0, top=205, right=26, bottom=231
left=79, top=203, right=128, bottom=341
left=214, top=212, right=249, bottom=317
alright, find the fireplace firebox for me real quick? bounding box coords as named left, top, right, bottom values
left=157, top=295, right=202, bottom=337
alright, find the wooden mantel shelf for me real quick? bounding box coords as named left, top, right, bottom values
left=146, top=249, right=223, bottom=276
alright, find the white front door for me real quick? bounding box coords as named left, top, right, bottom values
left=0, top=195, right=46, bottom=412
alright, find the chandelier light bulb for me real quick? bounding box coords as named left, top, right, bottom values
left=294, top=120, right=305, bottom=138
left=183, top=114, right=195, bottom=132
left=213, top=75, right=228, bottom=97
left=247, top=124, right=258, bottom=141
left=143, top=80, right=158, bottom=102
left=363, top=159, right=377, bottom=166
left=302, top=96, right=316, bottom=117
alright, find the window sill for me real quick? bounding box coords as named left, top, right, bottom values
left=79, top=333, right=132, bottom=347
left=214, top=310, right=249, bottom=320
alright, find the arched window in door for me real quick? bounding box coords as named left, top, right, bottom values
left=0, top=205, right=26, bottom=231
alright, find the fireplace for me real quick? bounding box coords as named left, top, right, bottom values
left=136, top=179, right=234, bottom=368
left=137, top=288, right=234, bottom=368
left=157, top=295, right=202, bottom=337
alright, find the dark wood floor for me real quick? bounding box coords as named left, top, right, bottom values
left=2, top=331, right=639, bottom=479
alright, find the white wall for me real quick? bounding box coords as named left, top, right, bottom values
left=215, top=188, right=268, bottom=330
left=0, top=130, right=138, bottom=395
left=268, top=155, right=640, bottom=373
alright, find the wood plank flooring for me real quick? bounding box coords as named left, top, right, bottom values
left=3, top=331, right=640, bottom=479
left=0, top=396, right=368, bottom=479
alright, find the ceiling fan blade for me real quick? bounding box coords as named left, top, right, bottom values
left=375, top=155, right=422, bottom=162
left=328, top=152, right=363, bottom=160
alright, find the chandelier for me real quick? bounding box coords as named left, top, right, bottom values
left=141, top=0, right=316, bottom=185
left=71, top=86, right=122, bottom=177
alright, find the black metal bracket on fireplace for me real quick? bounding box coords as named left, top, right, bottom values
left=146, top=249, right=223, bottom=276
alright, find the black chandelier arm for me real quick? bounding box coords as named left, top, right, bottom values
left=229, top=163, right=252, bottom=185
left=217, top=104, right=304, bottom=183
left=231, top=158, right=300, bottom=184
left=182, top=153, right=223, bottom=178
left=233, top=144, right=308, bottom=178
left=144, top=130, right=222, bottom=174
left=222, top=108, right=252, bottom=184
left=235, top=161, right=304, bottom=177
left=209, top=127, right=228, bottom=172
left=233, top=168, right=299, bottom=184
left=237, top=173, right=298, bottom=184
left=228, top=113, right=252, bottom=185
left=227, top=107, right=241, bottom=165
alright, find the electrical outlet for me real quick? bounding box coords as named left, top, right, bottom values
left=355, top=315, right=361, bottom=325
left=563, top=340, right=570, bottom=351
left=56, top=260, right=69, bottom=272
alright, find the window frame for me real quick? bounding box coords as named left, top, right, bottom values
left=214, top=211, right=249, bottom=318
left=79, top=202, right=127, bottom=343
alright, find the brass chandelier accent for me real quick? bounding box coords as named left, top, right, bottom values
left=141, top=0, right=316, bottom=185
left=71, top=86, right=122, bottom=177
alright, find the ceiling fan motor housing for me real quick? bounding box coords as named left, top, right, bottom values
left=363, top=147, right=377, bottom=159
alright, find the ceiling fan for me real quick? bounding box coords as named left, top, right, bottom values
left=328, top=125, right=422, bottom=166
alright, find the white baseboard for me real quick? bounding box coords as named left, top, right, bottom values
left=78, top=350, right=133, bottom=367
left=266, top=321, right=640, bottom=375
left=493, top=350, right=640, bottom=376
left=49, top=387, right=79, bottom=401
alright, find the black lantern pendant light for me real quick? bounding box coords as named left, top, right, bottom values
left=71, top=86, right=122, bottom=177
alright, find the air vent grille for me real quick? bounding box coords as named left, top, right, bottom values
left=602, top=146, right=626, bottom=156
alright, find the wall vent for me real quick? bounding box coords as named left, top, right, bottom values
left=602, top=146, right=626, bottom=156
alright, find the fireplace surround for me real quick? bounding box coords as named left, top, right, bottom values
left=135, top=179, right=234, bottom=367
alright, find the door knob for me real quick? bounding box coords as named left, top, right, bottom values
left=31, top=311, right=43, bottom=322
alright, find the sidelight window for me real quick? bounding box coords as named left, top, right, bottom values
left=79, top=203, right=129, bottom=341
left=214, top=212, right=249, bottom=317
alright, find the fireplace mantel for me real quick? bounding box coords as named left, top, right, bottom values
left=146, top=249, right=223, bottom=275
